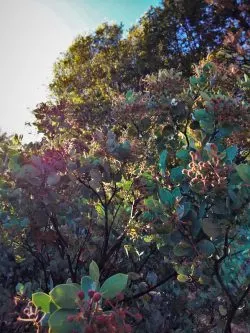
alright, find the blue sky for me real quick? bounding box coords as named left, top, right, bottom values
left=0, top=0, right=161, bottom=142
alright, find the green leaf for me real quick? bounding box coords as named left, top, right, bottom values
left=190, top=76, right=199, bottom=86
left=81, top=276, right=97, bottom=300
left=49, top=301, right=58, bottom=313
left=177, top=274, right=189, bottom=283
left=235, top=164, right=250, bottom=184
left=100, top=273, right=128, bottom=299
left=202, top=219, right=223, bottom=238
left=177, top=202, right=191, bottom=219
left=8, top=154, right=21, bottom=173
left=193, top=109, right=211, bottom=122
left=144, top=235, right=155, bottom=243
left=169, top=231, right=183, bottom=245
left=174, top=264, right=192, bottom=276
left=176, top=149, right=190, bottom=164
left=191, top=217, right=201, bottom=238
left=170, top=166, right=185, bottom=184
left=197, top=240, right=215, bottom=257
left=48, top=309, right=80, bottom=333
left=225, top=145, right=238, bottom=163
left=193, top=109, right=214, bottom=134
left=89, top=261, right=100, bottom=283
left=95, top=202, right=105, bottom=217
left=159, top=149, right=168, bottom=176
left=40, top=313, right=50, bottom=327
left=125, top=90, right=135, bottom=104
left=173, top=242, right=194, bottom=257
left=172, top=187, right=181, bottom=199
left=200, top=91, right=210, bottom=101
left=159, top=188, right=174, bottom=207
left=49, top=284, right=80, bottom=309
left=32, top=292, right=51, bottom=313
left=16, top=282, right=25, bottom=295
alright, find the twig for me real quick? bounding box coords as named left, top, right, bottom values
left=224, top=284, right=250, bottom=333
left=123, top=272, right=177, bottom=302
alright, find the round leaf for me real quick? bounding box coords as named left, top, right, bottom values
left=49, top=284, right=80, bottom=309
left=170, top=166, right=185, bottom=184
left=100, top=273, right=128, bottom=299
left=159, top=149, right=168, bottom=176
left=177, top=274, right=189, bottom=283
left=32, top=292, right=51, bottom=313
left=48, top=309, right=80, bottom=333
left=81, top=276, right=97, bottom=300
left=89, top=260, right=100, bottom=283
left=173, top=242, right=194, bottom=257
left=236, top=164, right=250, bottom=184
left=202, top=219, right=223, bottom=238
left=197, top=240, right=215, bottom=257
left=159, top=188, right=174, bottom=207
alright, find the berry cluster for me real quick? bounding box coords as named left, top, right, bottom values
left=67, top=290, right=142, bottom=333
left=225, top=131, right=250, bottom=150
left=182, top=145, right=229, bottom=194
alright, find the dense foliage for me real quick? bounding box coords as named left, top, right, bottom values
left=0, top=1, right=249, bottom=332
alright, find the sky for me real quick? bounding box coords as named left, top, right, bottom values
left=0, top=0, right=161, bottom=142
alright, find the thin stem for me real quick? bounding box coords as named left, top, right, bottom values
left=123, top=272, right=177, bottom=302
left=224, top=284, right=250, bottom=333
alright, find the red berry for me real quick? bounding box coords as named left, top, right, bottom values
left=88, top=290, right=95, bottom=298
left=92, top=292, right=102, bottom=302
left=85, top=325, right=94, bottom=333
left=77, top=290, right=85, bottom=300
left=124, top=324, right=132, bottom=333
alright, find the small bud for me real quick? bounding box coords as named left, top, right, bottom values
left=67, top=315, right=75, bottom=322
left=182, top=169, right=189, bottom=175
left=188, top=162, right=195, bottom=168
left=124, top=324, right=132, bottom=333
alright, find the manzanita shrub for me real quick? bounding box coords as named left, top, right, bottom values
left=0, top=43, right=249, bottom=332
left=18, top=261, right=137, bottom=333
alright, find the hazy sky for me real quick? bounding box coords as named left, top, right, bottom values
left=0, top=0, right=160, bottom=142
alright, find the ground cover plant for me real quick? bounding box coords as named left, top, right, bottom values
left=0, top=1, right=249, bottom=332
